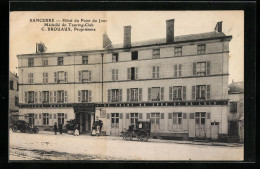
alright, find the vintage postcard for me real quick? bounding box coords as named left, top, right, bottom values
left=9, top=11, right=244, bottom=161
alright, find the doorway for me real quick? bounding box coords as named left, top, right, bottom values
left=151, top=113, right=160, bottom=132
left=111, top=113, right=119, bottom=135
left=211, top=122, right=219, bottom=139
left=195, top=112, right=206, bottom=138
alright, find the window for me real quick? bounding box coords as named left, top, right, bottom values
left=196, top=85, right=206, bottom=100
left=82, top=56, right=88, bottom=64
left=130, top=88, right=138, bottom=101
left=197, top=44, right=206, bottom=54
left=195, top=112, right=206, bottom=128
left=112, top=69, right=118, bottom=81
left=230, top=102, right=238, bottom=113
left=111, top=89, right=119, bottom=102
left=78, top=90, right=91, bottom=103
left=111, top=113, right=119, bottom=124
left=28, top=58, right=34, bottom=67
left=42, top=58, right=48, bottom=66
left=42, top=91, right=49, bottom=103
left=130, top=113, right=138, bottom=125
left=82, top=70, right=91, bottom=82
left=56, top=71, right=67, bottom=83
left=112, top=53, right=118, bottom=62
left=131, top=51, right=138, bottom=60
left=28, top=91, right=34, bottom=103
left=15, top=96, right=19, bottom=106
left=82, top=90, right=89, bottom=102
left=173, top=113, right=182, bottom=129
left=152, top=49, right=160, bottom=59
left=57, top=57, right=64, bottom=65
left=10, top=80, right=14, bottom=90
left=151, top=87, right=160, bottom=101
left=28, top=113, right=34, bottom=125
left=173, top=86, right=182, bottom=100
left=152, top=66, right=160, bottom=79
left=58, top=113, right=65, bottom=124
left=174, top=47, right=182, bottom=56
left=43, top=72, right=48, bottom=83
left=43, top=113, right=49, bottom=125
left=196, top=62, right=206, bottom=76
left=57, top=90, right=64, bottom=103
left=127, top=67, right=138, bottom=80
left=174, top=64, right=182, bottom=77
left=28, top=73, right=34, bottom=84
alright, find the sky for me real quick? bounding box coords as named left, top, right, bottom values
left=10, top=11, right=244, bottom=84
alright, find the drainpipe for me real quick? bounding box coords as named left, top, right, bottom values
left=101, top=54, right=104, bottom=103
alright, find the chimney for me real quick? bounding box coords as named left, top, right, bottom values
left=166, top=19, right=175, bottom=43
left=123, top=26, right=131, bottom=48
left=214, top=21, right=223, bottom=32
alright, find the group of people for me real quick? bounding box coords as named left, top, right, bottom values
left=54, top=122, right=63, bottom=135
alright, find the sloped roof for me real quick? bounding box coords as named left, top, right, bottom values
left=228, top=81, right=244, bottom=94
left=110, top=31, right=227, bottom=49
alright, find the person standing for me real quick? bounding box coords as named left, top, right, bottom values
left=59, top=123, right=63, bottom=134
left=74, top=124, right=79, bottom=136
left=54, top=122, right=57, bottom=135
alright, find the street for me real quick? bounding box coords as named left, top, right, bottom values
left=9, top=130, right=244, bottom=161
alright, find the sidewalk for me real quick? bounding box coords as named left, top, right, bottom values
left=37, top=130, right=243, bottom=147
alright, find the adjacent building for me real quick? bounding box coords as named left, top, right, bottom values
left=9, top=71, right=19, bottom=123
left=18, top=19, right=232, bottom=140
left=228, top=81, right=244, bottom=142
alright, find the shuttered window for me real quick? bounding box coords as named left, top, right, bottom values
left=152, top=66, right=160, bottom=79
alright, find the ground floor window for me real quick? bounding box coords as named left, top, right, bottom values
left=43, top=113, right=49, bottom=125
left=130, top=113, right=138, bottom=125
left=111, top=113, right=119, bottom=124
left=58, top=113, right=65, bottom=124
left=173, top=112, right=182, bottom=129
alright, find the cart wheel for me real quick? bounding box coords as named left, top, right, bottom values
left=34, top=128, right=39, bottom=134
left=25, top=127, right=31, bottom=133
left=12, top=126, right=17, bottom=132
left=124, top=131, right=133, bottom=141
left=137, top=131, right=149, bottom=142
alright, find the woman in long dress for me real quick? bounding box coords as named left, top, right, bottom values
left=74, top=124, right=79, bottom=136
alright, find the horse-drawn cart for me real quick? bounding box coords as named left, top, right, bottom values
left=121, top=121, right=151, bottom=142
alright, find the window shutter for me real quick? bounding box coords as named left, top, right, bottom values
left=168, top=113, right=172, bottom=119
left=126, top=113, right=129, bottom=119
left=31, top=73, right=34, bottom=83
left=35, top=114, right=37, bottom=119
left=138, top=88, right=142, bottom=101
left=65, top=114, right=67, bottom=119
left=127, top=68, right=131, bottom=80
left=157, top=66, right=160, bottom=78
left=152, top=66, right=156, bottom=79
left=39, top=91, right=42, bottom=103
left=54, top=72, right=57, bottom=83
left=207, top=112, right=211, bottom=119
left=88, top=90, right=92, bottom=102
left=207, top=85, right=211, bottom=99
left=64, top=91, right=68, bottom=103
left=116, top=69, right=118, bottom=80
left=183, top=113, right=187, bottom=119
left=119, top=89, right=122, bottom=102
left=89, top=71, right=91, bottom=81
left=78, top=90, right=81, bottom=102
left=174, top=64, right=177, bottom=77
left=139, top=113, right=142, bottom=119
left=78, top=71, right=82, bottom=82
left=64, top=72, right=67, bottom=83
left=42, top=73, right=45, bottom=83
left=161, top=113, right=164, bottom=119
left=179, top=64, right=182, bottom=77
left=46, top=73, right=48, bottom=83
left=50, top=91, right=52, bottom=103
left=25, top=92, right=28, bottom=103
left=192, top=86, right=196, bottom=100
left=147, top=113, right=150, bottom=119
left=127, top=89, right=130, bottom=102
left=54, top=114, right=56, bottom=119
left=120, top=113, right=123, bottom=119
left=193, top=63, right=197, bottom=76
left=39, top=114, right=41, bottom=119
left=50, top=114, right=52, bottom=119
left=112, top=69, right=115, bottom=80
left=28, top=73, right=30, bottom=83
left=206, top=61, right=210, bottom=75
left=107, top=113, right=110, bottom=119
left=182, top=86, right=186, bottom=100
left=54, top=91, right=57, bottom=103
left=169, top=87, right=173, bottom=100
left=34, top=92, right=37, bottom=103
left=161, top=87, right=164, bottom=101
left=108, top=89, right=111, bottom=102
left=135, top=67, right=138, bottom=80
left=148, top=88, right=151, bottom=101
left=190, top=113, right=194, bottom=119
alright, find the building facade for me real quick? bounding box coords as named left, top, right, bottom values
left=18, top=19, right=232, bottom=140
left=9, top=71, right=19, bottom=123
left=228, top=81, right=244, bottom=142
